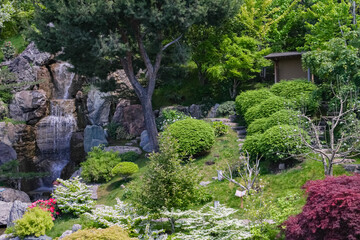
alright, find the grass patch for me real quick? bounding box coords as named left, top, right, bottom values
left=0, top=35, right=27, bottom=62
left=46, top=214, right=81, bottom=239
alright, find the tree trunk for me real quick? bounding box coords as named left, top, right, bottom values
left=139, top=94, right=159, bottom=152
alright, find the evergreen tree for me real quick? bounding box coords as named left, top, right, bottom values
left=30, top=0, right=237, bottom=151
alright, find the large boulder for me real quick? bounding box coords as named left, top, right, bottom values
left=0, top=142, right=17, bottom=165
left=7, top=201, right=30, bottom=227
left=0, top=122, right=17, bottom=146
left=111, top=99, right=131, bottom=124
left=103, top=146, right=142, bottom=155
left=139, top=130, right=152, bottom=153
left=0, top=201, right=13, bottom=225
left=189, top=104, right=204, bottom=119
left=121, top=105, right=145, bottom=136
left=6, top=42, right=51, bottom=91
left=84, top=125, right=108, bottom=152
left=87, top=89, right=111, bottom=126
left=0, top=188, right=30, bottom=203
left=9, top=90, right=48, bottom=125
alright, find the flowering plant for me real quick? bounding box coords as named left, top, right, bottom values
left=29, top=198, right=59, bottom=220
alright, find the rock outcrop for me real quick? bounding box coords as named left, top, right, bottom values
left=122, top=105, right=145, bottom=136
left=9, top=90, right=48, bottom=125
left=6, top=201, right=30, bottom=227
left=0, top=201, right=13, bottom=225
left=61, top=132, right=86, bottom=179
left=0, top=142, right=17, bottom=165
left=84, top=125, right=108, bottom=152
left=87, top=89, right=111, bottom=126
left=0, top=188, right=30, bottom=202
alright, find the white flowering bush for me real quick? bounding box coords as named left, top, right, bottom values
left=163, top=203, right=251, bottom=240
left=156, top=109, right=190, bottom=131
left=52, top=176, right=95, bottom=216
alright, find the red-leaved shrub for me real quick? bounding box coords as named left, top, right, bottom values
left=284, top=175, right=360, bottom=240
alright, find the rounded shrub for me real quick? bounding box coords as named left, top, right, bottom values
left=10, top=207, right=54, bottom=238
left=242, top=133, right=262, bottom=159
left=212, top=121, right=228, bottom=136
left=81, top=146, right=122, bottom=183
left=270, top=80, right=319, bottom=113
left=164, top=118, right=215, bottom=156
left=247, top=118, right=269, bottom=136
left=112, top=162, right=139, bottom=179
left=244, top=96, right=291, bottom=124
left=235, top=89, right=274, bottom=115
left=216, top=101, right=235, bottom=117
left=266, top=109, right=302, bottom=130
left=259, top=125, right=308, bottom=162
left=62, top=225, right=134, bottom=240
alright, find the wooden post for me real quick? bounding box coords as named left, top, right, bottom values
left=274, top=60, right=279, bottom=83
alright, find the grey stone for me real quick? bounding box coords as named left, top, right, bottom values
left=58, top=231, right=72, bottom=240
left=104, top=146, right=142, bottom=155
left=142, top=143, right=152, bottom=153
left=207, top=104, right=220, bottom=118
left=0, top=201, right=13, bottom=225
left=125, top=142, right=133, bottom=146
left=0, top=234, right=15, bottom=240
left=70, top=168, right=82, bottom=179
left=0, top=188, right=30, bottom=203
left=140, top=130, right=149, bottom=148
left=72, top=224, right=82, bottom=232
left=199, top=181, right=211, bottom=186
left=87, top=89, right=111, bottom=126
left=88, top=184, right=99, bottom=200
left=279, top=163, right=285, bottom=170
left=7, top=201, right=30, bottom=227
left=24, top=236, right=52, bottom=240
left=189, top=104, right=204, bottom=119
left=84, top=125, right=108, bottom=152
left=9, top=90, right=48, bottom=125
left=0, top=143, right=17, bottom=165
left=0, top=122, right=17, bottom=146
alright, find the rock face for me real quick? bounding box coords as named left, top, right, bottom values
left=207, top=103, right=220, bottom=118
left=0, top=142, right=17, bottom=165
left=189, top=104, right=204, bottom=119
left=0, top=188, right=30, bottom=202
left=37, top=66, right=54, bottom=99
left=7, top=201, right=30, bottom=227
left=9, top=90, right=48, bottom=125
left=6, top=42, right=51, bottom=91
left=111, top=99, right=131, bottom=124
left=0, top=122, right=17, bottom=146
left=84, top=125, right=108, bottom=152
left=103, top=146, right=142, bottom=155
left=50, top=62, right=79, bottom=99
left=61, top=132, right=86, bottom=179
left=0, top=201, right=13, bottom=225
left=122, top=105, right=145, bottom=136
left=87, top=89, right=111, bottom=126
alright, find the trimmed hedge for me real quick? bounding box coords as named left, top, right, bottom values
left=235, top=89, right=274, bottom=115
left=247, top=118, right=269, bottom=136
left=266, top=109, right=301, bottom=130
left=244, top=96, right=291, bottom=124
left=112, top=162, right=139, bottom=178
left=164, top=118, right=215, bottom=156
left=242, top=133, right=262, bottom=159
left=62, top=226, right=135, bottom=240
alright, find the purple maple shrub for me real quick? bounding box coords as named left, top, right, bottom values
left=284, top=174, right=360, bottom=240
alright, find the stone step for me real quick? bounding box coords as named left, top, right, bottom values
left=224, top=122, right=238, bottom=127
left=232, top=126, right=246, bottom=131
left=238, top=135, right=246, bottom=139
left=236, top=129, right=247, bottom=135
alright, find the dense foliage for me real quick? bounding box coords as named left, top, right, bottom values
left=52, top=177, right=94, bottom=216
left=164, top=118, right=215, bottom=156
left=212, top=121, right=228, bottom=137
left=157, top=109, right=190, bottom=131
left=216, top=101, right=236, bottom=117
left=81, top=146, right=122, bottom=183
left=8, top=207, right=54, bottom=238
left=62, top=226, right=134, bottom=240
left=284, top=175, right=360, bottom=240
left=235, top=88, right=274, bottom=115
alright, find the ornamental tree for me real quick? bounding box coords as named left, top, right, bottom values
left=284, top=175, right=360, bottom=240
left=30, top=0, right=236, bottom=152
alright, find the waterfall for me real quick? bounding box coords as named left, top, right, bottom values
left=34, top=62, right=78, bottom=192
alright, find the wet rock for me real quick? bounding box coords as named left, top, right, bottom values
left=84, top=125, right=108, bottom=152
left=50, top=62, right=80, bottom=99
left=9, top=90, right=48, bottom=125
left=87, top=89, right=111, bottom=126
left=0, top=142, right=17, bottom=165
left=37, top=66, right=53, bottom=99
left=0, top=188, right=30, bottom=203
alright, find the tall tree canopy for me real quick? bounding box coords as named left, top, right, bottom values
left=31, top=0, right=237, bottom=151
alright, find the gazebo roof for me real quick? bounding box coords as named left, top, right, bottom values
left=264, top=51, right=304, bottom=60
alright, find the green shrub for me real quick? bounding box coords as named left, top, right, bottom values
left=81, top=146, right=122, bottom=182
left=259, top=125, right=308, bottom=162
left=106, top=123, right=134, bottom=140
left=216, top=101, right=235, bottom=117
left=242, top=133, right=262, bottom=159
left=164, top=118, right=215, bottom=156
left=244, top=96, right=291, bottom=124
left=1, top=41, right=16, bottom=60
left=212, top=121, right=228, bottom=136
left=235, top=89, right=274, bottom=115
left=266, top=109, right=302, bottom=130
left=62, top=225, right=135, bottom=240
left=112, top=162, right=139, bottom=179
left=8, top=207, right=54, bottom=238
left=52, top=177, right=95, bottom=216
left=106, top=122, right=120, bottom=139
left=270, top=80, right=319, bottom=113
left=119, top=151, right=140, bottom=162
left=247, top=118, right=269, bottom=136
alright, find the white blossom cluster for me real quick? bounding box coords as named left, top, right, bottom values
left=163, top=203, right=252, bottom=240
left=0, top=1, right=15, bottom=28
left=52, top=176, right=95, bottom=216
